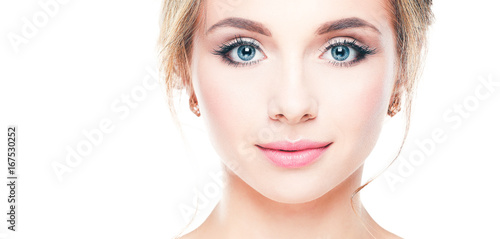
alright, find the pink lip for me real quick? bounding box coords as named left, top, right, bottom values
left=256, top=140, right=332, bottom=168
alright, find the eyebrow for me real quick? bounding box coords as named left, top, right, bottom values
left=316, top=17, right=381, bottom=35
left=206, top=17, right=272, bottom=36
left=205, top=17, right=381, bottom=36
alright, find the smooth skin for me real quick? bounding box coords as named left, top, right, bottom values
left=182, top=0, right=401, bottom=238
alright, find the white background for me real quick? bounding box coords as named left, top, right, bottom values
left=1, top=0, right=499, bottom=238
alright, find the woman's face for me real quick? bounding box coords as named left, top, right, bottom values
left=190, top=0, right=397, bottom=203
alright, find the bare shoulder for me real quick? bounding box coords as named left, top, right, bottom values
left=173, top=231, right=195, bottom=239
left=383, top=232, right=403, bottom=239
left=367, top=221, right=403, bottom=239
left=175, top=227, right=205, bottom=239
left=374, top=227, right=403, bottom=239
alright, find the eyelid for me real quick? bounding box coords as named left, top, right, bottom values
left=212, top=35, right=267, bottom=67
left=222, top=35, right=267, bottom=55
left=319, top=37, right=360, bottom=53
left=317, top=36, right=377, bottom=67
left=227, top=36, right=262, bottom=48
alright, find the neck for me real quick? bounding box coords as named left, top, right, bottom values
left=197, top=164, right=388, bottom=239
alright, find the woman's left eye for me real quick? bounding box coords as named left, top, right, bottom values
left=320, top=38, right=376, bottom=67
left=326, top=45, right=357, bottom=62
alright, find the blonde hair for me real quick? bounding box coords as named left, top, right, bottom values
left=158, top=0, right=204, bottom=130
left=158, top=0, right=434, bottom=236
left=350, top=0, right=434, bottom=210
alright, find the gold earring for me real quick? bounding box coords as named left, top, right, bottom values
left=189, top=97, right=200, bottom=117
left=387, top=95, right=401, bottom=117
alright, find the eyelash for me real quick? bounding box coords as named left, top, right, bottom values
left=211, top=35, right=377, bottom=68
left=319, top=38, right=377, bottom=67
left=211, top=35, right=265, bottom=68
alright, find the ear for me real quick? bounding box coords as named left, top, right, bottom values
left=388, top=78, right=404, bottom=117
left=187, top=79, right=200, bottom=117
left=389, top=78, right=403, bottom=103
left=176, top=60, right=197, bottom=102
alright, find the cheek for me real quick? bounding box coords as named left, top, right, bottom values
left=328, top=59, right=394, bottom=156
left=191, top=50, right=260, bottom=161
left=347, top=73, right=389, bottom=132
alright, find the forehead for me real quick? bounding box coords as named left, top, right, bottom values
left=199, top=0, right=393, bottom=37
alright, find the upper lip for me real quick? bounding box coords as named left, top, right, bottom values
left=256, top=140, right=332, bottom=151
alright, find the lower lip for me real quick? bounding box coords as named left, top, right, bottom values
left=257, top=144, right=331, bottom=168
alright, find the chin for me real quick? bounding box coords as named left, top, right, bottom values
left=241, top=167, right=342, bottom=204
left=261, top=188, right=329, bottom=204
left=223, top=144, right=360, bottom=205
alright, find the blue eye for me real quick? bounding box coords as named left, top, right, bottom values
left=331, top=45, right=350, bottom=61
left=212, top=36, right=266, bottom=67
left=236, top=45, right=256, bottom=61
left=320, top=38, right=376, bottom=67
left=324, top=44, right=357, bottom=63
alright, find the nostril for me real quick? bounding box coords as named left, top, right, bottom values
left=275, top=114, right=285, bottom=121
left=302, top=114, right=316, bottom=121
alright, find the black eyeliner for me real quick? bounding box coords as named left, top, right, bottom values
left=211, top=35, right=377, bottom=68
left=211, top=34, right=263, bottom=67
left=321, top=38, right=377, bottom=67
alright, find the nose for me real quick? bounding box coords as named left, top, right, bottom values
left=268, top=58, right=318, bottom=125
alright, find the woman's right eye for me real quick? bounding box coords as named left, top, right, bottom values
left=228, top=44, right=265, bottom=63
left=211, top=36, right=266, bottom=67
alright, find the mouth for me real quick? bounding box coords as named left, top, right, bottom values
left=255, top=140, right=333, bottom=168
